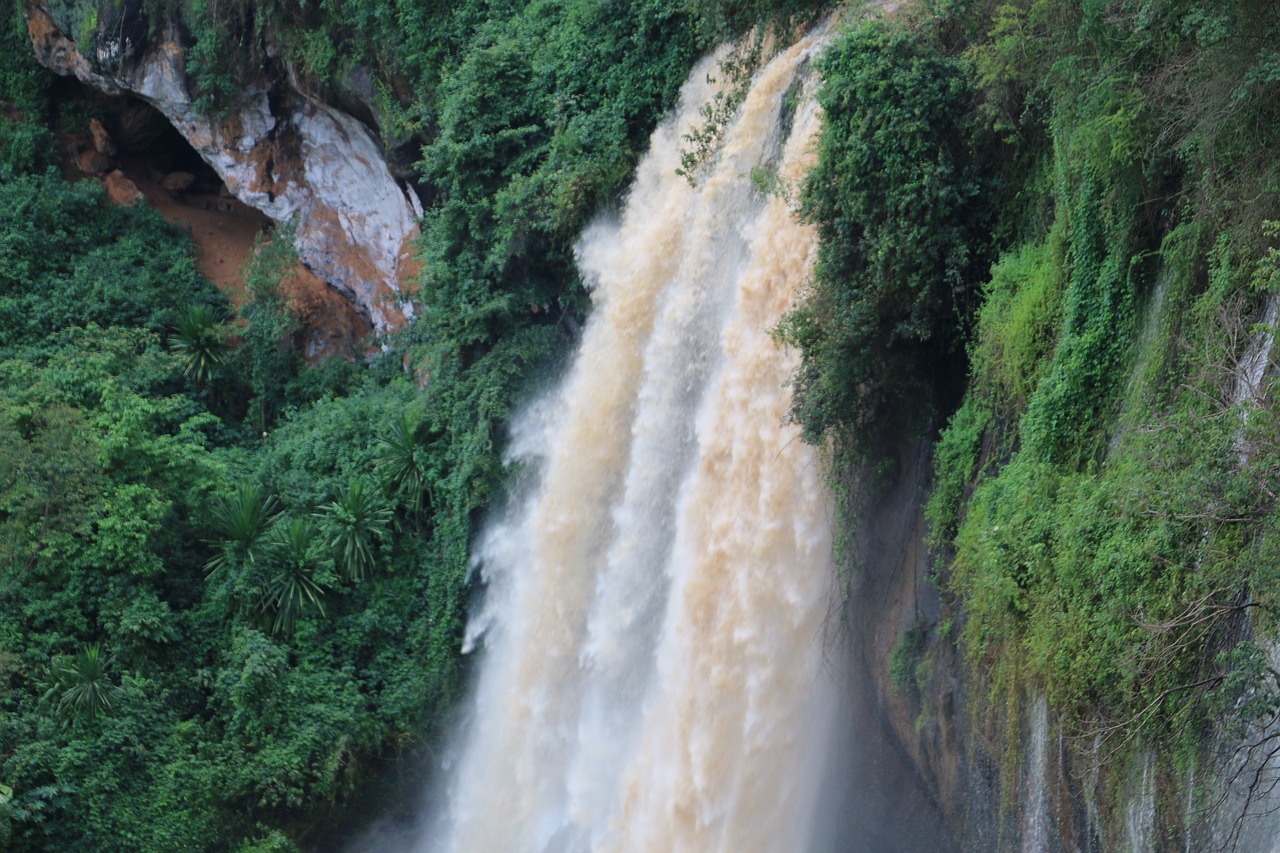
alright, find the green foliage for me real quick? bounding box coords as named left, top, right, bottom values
left=925, top=226, right=1066, bottom=544
left=235, top=827, right=299, bottom=853
left=206, top=481, right=281, bottom=575
left=908, top=3, right=1280, bottom=835
left=683, top=0, right=824, bottom=43
left=40, top=644, right=120, bottom=724
left=258, top=517, right=332, bottom=637
left=180, top=0, right=274, bottom=113
left=889, top=624, right=929, bottom=691
left=251, top=380, right=418, bottom=508
left=0, top=0, right=911, bottom=848
left=0, top=2, right=53, bottom=178
left=0, top=4, right=48, bottom=112
left=778, top=15, right=993, bottom=449
left=314, top=478, right=392, bottom=582
left=947, top=398, right=1266, bottom=743
left=373, top=412, right=436, bottom=515
left=925, top=396, right=990, bottom=547
left=0, top=38, right=328, bottom=845
left=749, top=163, right=792, bottom=202
left=170, top=303, right=228, bottom=389
left=410, top=0, right=703, bottom=363
left=0, top=171, right=223, bottom=351
left=677, top=38, right=762, bottom=184
left=971, top=228, right=1065, bottom=411
left=237, top=228, right=301, bottom=431
left=1017, top=108, right=1150, bottom=466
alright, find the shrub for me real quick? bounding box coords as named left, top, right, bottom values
left=778, top=15, right=992, bottom=450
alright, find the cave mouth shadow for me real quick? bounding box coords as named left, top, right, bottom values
left=53, top=75, right=238, bottom=202
left=51, top=75, right=377, bottom=363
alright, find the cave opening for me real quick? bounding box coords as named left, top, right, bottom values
left=51, top=75, right=374, bottom=361
left=53, top=76, right=238, bottom=202
left=53, top=76, right=274, bottom=292
left=108, top=99, right=208, bottom=178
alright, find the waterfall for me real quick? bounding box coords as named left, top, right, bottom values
left=1124, top=751, right=1156, bottom=853
left=420, top=28, right=838, bottom=853
left=1022, top=696, right=1049, bottom=853
left=1196, top=295, right=1280, bottom=850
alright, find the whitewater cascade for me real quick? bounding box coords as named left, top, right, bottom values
left=422, top=29, right=837, bottom=853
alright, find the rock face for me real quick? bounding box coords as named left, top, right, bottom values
left=73, top=146, right=111, bottom=175
left=24, top=0, right=420, bottom=332
left=103, top=169, right=143, bottom=205
left=160, top=170, right=195, bottom=193
left=89, top=117, right=115, bottom=155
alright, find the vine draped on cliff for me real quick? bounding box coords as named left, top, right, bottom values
left=778, top=1, right=1280, bottom=846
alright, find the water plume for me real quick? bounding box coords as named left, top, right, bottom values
left=423, top=28, right=837, bottom=853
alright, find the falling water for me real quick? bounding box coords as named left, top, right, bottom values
left=421, top=29, right=837, bottom=853
left=1124, top=751, right=1156, bottom=853
left=1022, top=696, right=1049, bottom=853
left=1207, top=294, right=1280, bottom=848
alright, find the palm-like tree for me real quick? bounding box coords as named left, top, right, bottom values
left=205, top=481, right=280, bottom=575
left=41, top=644, right=120, bottom=724
left=315, top=478, right=393, bottom=582
left=258, top=517, right=332, bottom=637
left=374, top=412, right=434, bottom=513
left=169, top=304, right=227, bottom=389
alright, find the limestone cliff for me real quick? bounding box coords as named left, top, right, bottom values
left=24, top=0, right=421, bottom=333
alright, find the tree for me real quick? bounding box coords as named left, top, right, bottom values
left=315, top=478, right=392, bottom=582
left=168, top=304, right=227, bottom=390
left=257, top=517, right=332, bottom=637
left=777, top=16, right=990, bottom=448
left=374, top=412, right=434, bottom=514
left=239, top=228, right=300, bottom=431
left=40, top=644, right=120, bottom=724
left=206, top=481, right=280, bottom=575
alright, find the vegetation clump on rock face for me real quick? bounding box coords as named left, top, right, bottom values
left=777, top=0, right=1280, bottom=845
left=777, top=14, right=994, bottom=452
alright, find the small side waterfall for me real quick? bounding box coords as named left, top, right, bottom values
left=1124, top=752, right=1156, bottom=853
left=1023, top=696, right=1050, bottom=853
left=420, top=29, right=839, bottom=853
left=1206, top=293, right=1280, bottom=851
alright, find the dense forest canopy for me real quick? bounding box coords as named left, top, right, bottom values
left=0, top=0, right=822, bottom=847
left=2, top=0, right=1280, bottom=848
